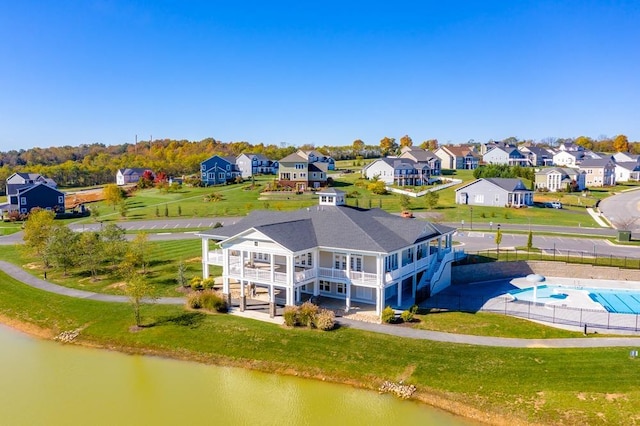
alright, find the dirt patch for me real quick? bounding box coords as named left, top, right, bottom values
left=185, top=257, right=202, bottom=264
left=105, top=281, right=126, bottom=290
left=0, top=314, right=54, bottom=339
left=605, top=393, right=627, bottom=402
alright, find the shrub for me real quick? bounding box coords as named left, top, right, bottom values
left=199, top=290, right=228, bottom=313
left=283, top=306, right=299, bottom=327
left=186, top=292, right=202, bottom=309
left=190, top=276, right=203, bottom=291
left=202, top=277, right=216, bottom=289
left=381, top=306, right=396, bottom=323
left=315, top=309, right=336, bottom=331
left=401, top=305, right=418, bottom=323
left=213, top=222, right=223, bottom=229
left=298, top=301, right=319, bottom=327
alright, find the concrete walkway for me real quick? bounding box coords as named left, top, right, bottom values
left=3, top=260, right=640, bottom=348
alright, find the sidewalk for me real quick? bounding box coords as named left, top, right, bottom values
left=3, top=260, right=640, bottom=348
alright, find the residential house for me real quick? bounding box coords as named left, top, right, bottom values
left=198, top=188, right=456, bottom=318
left=399, top=147, right=441, bottom=179
left=579, top=158, right=616, bottom=187
left=116, top=168, right=152, bottom=185
left=297, top=150, right=335, bottom=171
left=278, top=152, right=328, bottom=191
left=6, top=172, right=57, bottom=205
left=612, top=152, right=640, bottom=163
left=552, top=150, right=581, bottom=168
left=483, top=146, right=529, bottom=167
left=434, top=145, right=479, bottom=170
left=534, top=168, right=586, bottom=192
left=13, top=183, right=65, bottom=215
left=558, top=142, right=584, bottom=152
left=479, top=141, right=516, bottom=156
left=614, top=162, right=640, bottom=183
left=236, top=153, right=278, bottom=178
left=200, top=155, right=241, bottom=186
left=455, top=178, right=533, bottom=207
left=362, top=158, right=424, bottom=186
left=518, top=145, right=554, bottom=166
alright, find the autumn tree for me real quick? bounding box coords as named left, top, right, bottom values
left=420, top=139, right=438, bottom=151
left=22, top=209, right=56, bottom=267
left=352, top=139, right=365, bottom=154
left=399, top=135, right=413, bottom=149
left=101, top=224, right=128, bottom=266
left=613, top=134, right=630, bottom=152
left=124, top=273, right=157, bottom=327
left=46, top=226, right=79, bottom=276
left=104, top=184, right=125, bottom=210
left=379, top=137, right=398, bottom=156
left=574, top=136, right=594, bottom=150
left=78, top=231, right=103, bottom=281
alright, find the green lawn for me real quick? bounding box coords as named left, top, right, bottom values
left=0, top=272, right=638, bottom=426
left=413, top=311, right=587, bottom=338
left=0, top=240, right=215, bottom=297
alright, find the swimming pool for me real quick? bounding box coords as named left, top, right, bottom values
left=509, top=285, right=640, bottom=315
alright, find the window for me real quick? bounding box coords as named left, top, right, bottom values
left=350, top=255, right=362, bottom=272
left=226, top=165, right=230, bottom=171
left=201, top=165, right=206, bottom=171
left=385, top=253, right=398, bottom=272
left=402, top=248, right=414, bottom=266
left=208, top=172, right=215, bottom=179
left=320, top=281, right=331, bottom=292
left=474, top=194, right=484, bottom=203
left=20, top=208, right=27, bottom=214
left=321, top=196, right=327, bottom=203
left=293, top=173, right=297, bottom=179
left=336, top=283, right=345, bottom=294
left=334, top=254, right=346, bottom=270
left=20, top=197, right=26, bottom=205
left=307, top=253, right=312, bottom=266
left=219, top=173, right=225, bottom=179
left=58, top=196, right=64, bottom=204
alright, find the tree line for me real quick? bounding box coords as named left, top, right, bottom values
left=1, top=134, right=637, bottom=192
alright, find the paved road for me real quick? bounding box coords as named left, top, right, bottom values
left=3, top=260, right=640, bottom=348
left=598, top=187, right=640, bottom=231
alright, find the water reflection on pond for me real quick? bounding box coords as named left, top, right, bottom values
left=0, top=325, right=472, bottom=425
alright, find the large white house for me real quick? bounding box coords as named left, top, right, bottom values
left=198, top=188, right=456, bottom=318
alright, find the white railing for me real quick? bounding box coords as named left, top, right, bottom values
left=416, top=256, right=430, bottom=269
left=348, top=270, right=378, bottom=285
left=294, top=268, right=316, bottom=283
left=318, top=267, right=348, bottom=280
left=208, top=250, right=224, bottom=265
left=274, top=272, right=287, bottom=283
left=399, top=263, right=414, bottom=277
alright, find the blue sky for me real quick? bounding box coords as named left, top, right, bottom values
left=1, top=1, right=639, bottom=151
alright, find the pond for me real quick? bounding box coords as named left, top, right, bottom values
left=0, top=325, right=473, bottom=425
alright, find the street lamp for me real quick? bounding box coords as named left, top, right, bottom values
left=470, top=206, right=473, bottom=230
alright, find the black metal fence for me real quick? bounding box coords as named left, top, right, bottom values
left=425, top=293, right=640, bottom=332
left=456, top=248, right=640, bottom=270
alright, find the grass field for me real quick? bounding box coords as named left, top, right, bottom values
left=0, top=240, right=214, bottom=297
left=46, top=162, right=614, bottom=228
left=0, top=272, right=638, bottom=425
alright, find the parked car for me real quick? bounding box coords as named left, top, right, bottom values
left=546, top=201, right=562, bottom=209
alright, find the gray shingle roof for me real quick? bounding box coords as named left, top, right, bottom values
left=200, top=205, right=453, bottom=254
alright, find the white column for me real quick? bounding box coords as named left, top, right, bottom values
left=270, top=254, right=275, bottom=283
left=202, top=238, right=209, bottom=278
left=346, top=253, right=351, bottom=280
left=240, top=251, right=245, bottom=280
left=240, top=279, right=245, bottom=298
left=412, top=275, right=417, bottom=300
left=397, top=282, right=402, bottom=307
left=345, top=283, right=351, bottom=312
left=376, top=287, right=384, bottom=316
left=286, top=255, right=294, bottom=305
left=222, top=247, right=229, bottom=294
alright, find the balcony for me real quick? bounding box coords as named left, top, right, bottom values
left=208, top=250, right=224, bottom=265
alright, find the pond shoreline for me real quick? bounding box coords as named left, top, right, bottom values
left=0, top=314, right=512, bottom=426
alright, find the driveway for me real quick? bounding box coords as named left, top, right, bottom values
left=598, top=187, right=640, bottom=231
